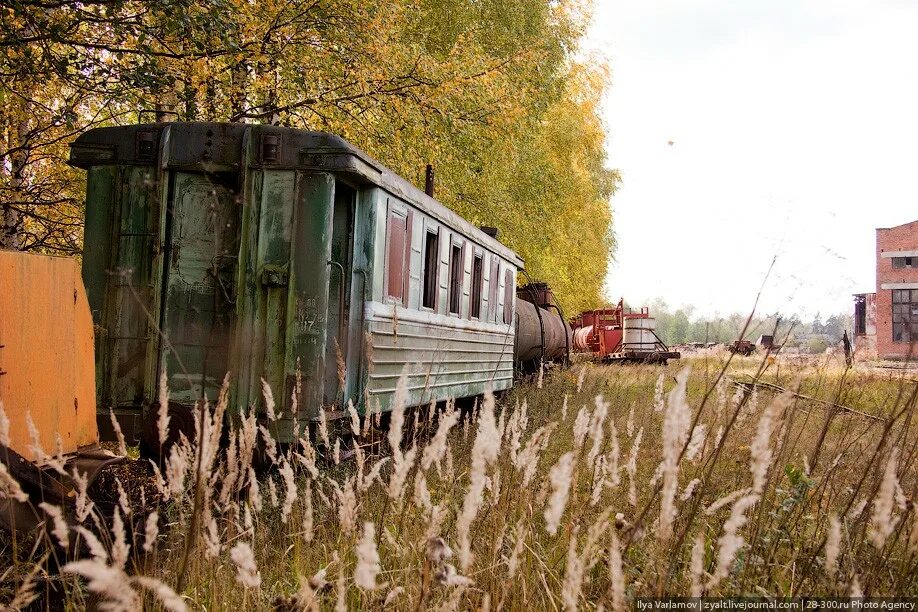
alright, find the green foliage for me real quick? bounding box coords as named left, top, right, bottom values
left=0, top=0, right=616, bottom=311
left=806, top=336, right=830, bottom=355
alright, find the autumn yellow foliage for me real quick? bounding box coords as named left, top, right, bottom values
left=0, top=0, right=617, bottom=312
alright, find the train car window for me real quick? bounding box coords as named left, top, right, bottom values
left=386, top=210, right=407, bottom=301
left=470, top=254, right=483, bottom=319
left=488, top=256, right=500, bottom=322
left=448, top=243, right=462, bottom=315
left=503, top=268, right=514, bottom=324
left=422, top=230, right=439, bottom=309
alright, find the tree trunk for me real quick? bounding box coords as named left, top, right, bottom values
left=1, top=107, right=28, bottom=250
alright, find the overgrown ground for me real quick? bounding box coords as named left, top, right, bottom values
left=2, top=351, right=917, bottom=610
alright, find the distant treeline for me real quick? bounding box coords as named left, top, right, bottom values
left=642, top=298, right=853, bottom=351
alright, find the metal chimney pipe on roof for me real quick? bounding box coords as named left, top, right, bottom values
left=424, top=164, right=434, bottom=197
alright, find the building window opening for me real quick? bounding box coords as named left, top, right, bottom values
left=854, top=296, right=866, bottom=336
left=448, top=244, right=462, bottom=315
left=892, top=289, right=918, bottom=343
left=422, top=231, right=438, bottom=309
left=470, top=254, right=483, bottom=319
left=892, top=256, right=917, bottom=269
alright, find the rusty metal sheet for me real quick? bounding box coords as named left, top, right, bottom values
left=0, top=251, right=98, bottom=460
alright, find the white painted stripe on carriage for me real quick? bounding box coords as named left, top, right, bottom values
left=880, top=283, right=918, bottom=289
left=367, top=322, right=513, bottom=338
left=369, top=327, right=511, bottom=339
left=368, top=367, right=513, bottom=380
left=373, top=344, right=511, bottom=357
left=367, top=318, right=513, bottom=338
left=880, top=251, right=918, bottom=258
left=366, top=376, right=513, bottom=395
left=368, top=326, right=513, bottom=343
left=365, top=300, right=513, bottom=334
left=368, top=336, right=513, bottom=350
left=371, top=357, right=512, bottom=365
left=367, top=317, right=512, bottom=334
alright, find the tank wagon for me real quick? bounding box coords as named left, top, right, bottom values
left=515, top=282, right=571, bottom=372
left=67, top=122, right=568, bottom=451
left=571, top=301, right=680, bottom=364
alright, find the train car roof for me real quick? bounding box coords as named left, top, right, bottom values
left=70, top=122, right=523, bottom=267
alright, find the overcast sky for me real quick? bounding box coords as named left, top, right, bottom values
left=587, top=0, right=918, bottom=319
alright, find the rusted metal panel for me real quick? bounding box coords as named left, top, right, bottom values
left=161, top=171, right=240, bottom=404
left=230, top=168, right=335, bottom=428
left=80, top=162, right=164, bottom=439
left=0, top=251, right=98, bottom=461
left=286, top=171, right=334, bottom=421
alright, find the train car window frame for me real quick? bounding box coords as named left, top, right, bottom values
left=448, top=239, right=463, bottom=316
left=421, top=224, right=440, bottom=311
left=385, top=201, right=411, bottom=304
left=470, top=251, right=483, bottom=320
left=488, top=255, right=500, bottom=322
left=503, top=268, right=514, bottom=324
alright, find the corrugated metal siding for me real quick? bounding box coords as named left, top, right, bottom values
left=364, top=302, right=514, bottom=411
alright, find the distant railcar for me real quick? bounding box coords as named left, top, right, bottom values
left=69, top=123, right=528, bottom=450
left=570, top=301, right=680, bottom=364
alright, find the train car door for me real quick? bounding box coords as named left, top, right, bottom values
left=159, top=171, right=241, bottom=404
left=324, top=182, right=355, bottom=407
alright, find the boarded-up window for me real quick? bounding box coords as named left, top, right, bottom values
left=854, top=296, right=866, bottom=335
left=503, top=268, right=514, bottom=324
left=892, top=289, right=918, bottom=343
left=470, top=254, right=483, bottom=319
left=422, top=230, right=439, bottom=309
left=488, top=256, right=500, bottom=321
left=448, top=243, right=462, bottom=315
left=386, top=210, right=407, bottom=301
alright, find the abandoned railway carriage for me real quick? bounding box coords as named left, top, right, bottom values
left=69, top=122, right=523, bottom=448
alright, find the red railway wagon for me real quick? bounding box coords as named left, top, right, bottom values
left=570, top=300, right=680, bottom=364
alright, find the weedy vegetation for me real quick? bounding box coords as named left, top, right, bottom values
left=1, top=351, right=917, bottom=610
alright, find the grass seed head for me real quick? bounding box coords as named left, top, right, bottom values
left=230, top=541, right=261, bottom=589
left=825, top=514, right=841, bottom=576
left=355, top=521, right=382, bottom=590
left=143, top=511, right=159, bottom=553
left=544, top=451, right=575, bottom=536
left=0, top=461, right=29, bottom=503
left=0, top=401, right=10, bottom=446
left=659, top=366, right=692, bottom=542
left=456, top=390, right=500, bottom=569
left=869, top=447, right=901, bottom=549
left=38, top=502, right=69, bottom=549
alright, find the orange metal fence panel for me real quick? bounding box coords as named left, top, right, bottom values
left=0, top=251, right=98, bottom=461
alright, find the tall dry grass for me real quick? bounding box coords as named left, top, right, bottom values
left=1, top=352, right=917, bottom=610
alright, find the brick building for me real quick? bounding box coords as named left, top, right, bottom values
left=854, top=219, right=918, bottom=360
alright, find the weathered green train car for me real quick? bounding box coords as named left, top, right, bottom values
left=69, top=123, right=521, bottom=446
